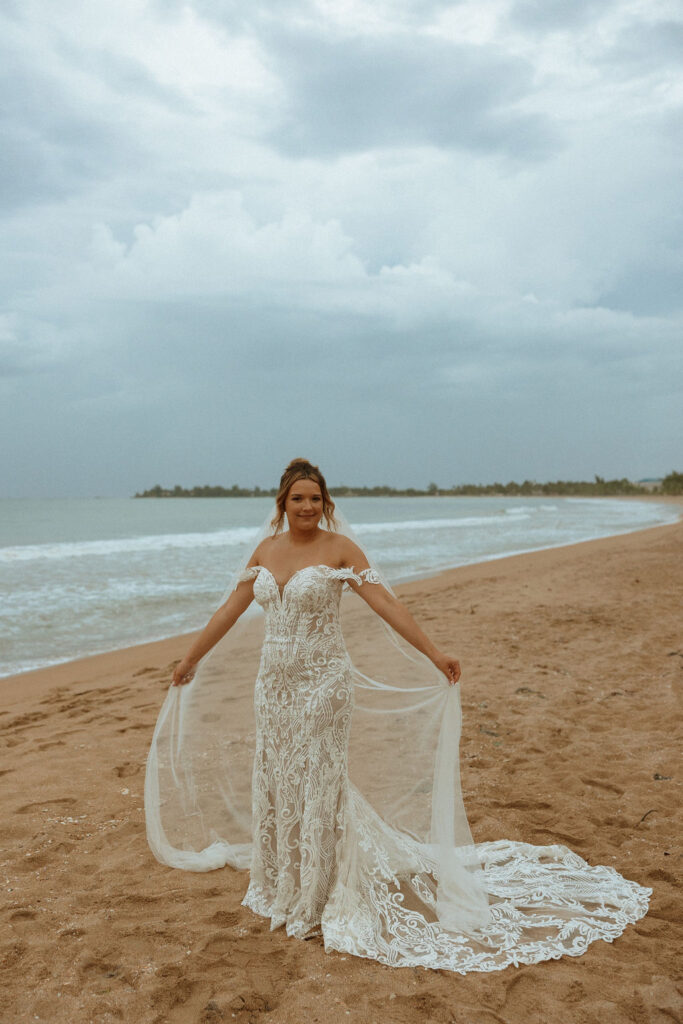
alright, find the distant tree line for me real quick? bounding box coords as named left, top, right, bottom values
left=135, top=484, right=276, bottom=498
left=134, top=471, right=683, bottom=498
left=659, top=471, right=683, bottom=494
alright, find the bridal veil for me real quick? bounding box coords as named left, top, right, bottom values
left=144, top=502, right=650, bottom=971
left=145, top=503, right=492, bottom=934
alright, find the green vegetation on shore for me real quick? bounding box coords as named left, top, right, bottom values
left=134, top=471, right=683, bottom=498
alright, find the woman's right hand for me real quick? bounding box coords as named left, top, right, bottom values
left=432, top=652, right=462, bottom=686
left=172, top=659, right=197, bottom=687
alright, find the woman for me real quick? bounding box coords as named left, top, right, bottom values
left=145, top=458, right=651, bottom=973
left=171, top=464, right=462, bottom=692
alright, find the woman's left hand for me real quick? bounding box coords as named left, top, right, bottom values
left=432, top=652, right=461, bottom=686
left=172, top=658, right=197, bottom=687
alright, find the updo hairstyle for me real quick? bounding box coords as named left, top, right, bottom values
left=271, top=458, right=337, bottom=534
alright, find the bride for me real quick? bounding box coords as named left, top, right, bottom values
left=144, top=458, right=651, bottom=973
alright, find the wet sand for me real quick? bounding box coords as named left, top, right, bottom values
left=1, top=513, right=681, bottom=1023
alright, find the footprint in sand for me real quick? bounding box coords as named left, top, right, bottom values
left=580, top=776, right=624, bottom=796
left=77, top=956, right=126, bottom=985
left=196, top=948, right=298, bottom=1018
left=15, top=851, right=52, bottom=871
left=206, top=910, right=242, bottom=928
left=114, top=762, right=141, bottom=778
left=36, top=739, right=66, bottom=751
left=147, top=963, right=199, bottom=1013
left=224, top=991, right=275, bottom=1014
left=201, top=933, right=241, bottom=957
left=530, top=827, right=587, bottom=847
left=16, top=796, right=77, bottom=814
left=492, top=799, right=552, bottom=811
left=200, top=1001, right=225, bottom=1022
left=9, top=909, right=37, bottom=934
left=502, top=970, right=544, bottom=1015
left=1, top=711, right=48, bottom=734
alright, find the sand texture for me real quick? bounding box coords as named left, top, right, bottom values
left=1, top=517, right=681, bottom=1024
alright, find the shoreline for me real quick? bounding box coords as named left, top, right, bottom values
left=4, top=490, right=681, bottom=501
left=3, top=508, right=681, bottom=707
left=391, top=497, right=682, bottom=585
left=3, top=493, right=679, bottom=683
left=1, top=509, right=681, bottom=1021
left=132, top=489, right=680, bottom=499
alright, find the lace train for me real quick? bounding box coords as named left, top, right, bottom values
left=233, top=563, right=650, bottom=971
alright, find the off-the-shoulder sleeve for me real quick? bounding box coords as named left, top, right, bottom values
left=331, top=566, right=384, bottom=588
left=357, top=567, right=383, bottom=585
left=325, top=567, right=362, bottom=586
left=232, top=566, right=260, bottom=590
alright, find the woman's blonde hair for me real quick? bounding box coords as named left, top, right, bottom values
left=271, top=458, right=337, bottom=534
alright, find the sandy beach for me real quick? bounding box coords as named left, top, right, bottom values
left=2, top=513, right=681, bottom=1024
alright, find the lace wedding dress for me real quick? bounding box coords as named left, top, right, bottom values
left=220, top=562, right=651, bottom=973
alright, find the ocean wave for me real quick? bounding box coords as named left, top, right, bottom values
left=0, top=525, right=260, bottom=563
left=1, top=513, right=535, bottom=562
left=354, top=515, right=512, bottom=534
left=1, top=501, right=675, bottom=567
left=2, top=497, right=679, bottom=679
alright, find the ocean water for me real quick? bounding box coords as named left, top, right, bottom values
left=0, top=496, right=677, bottom=679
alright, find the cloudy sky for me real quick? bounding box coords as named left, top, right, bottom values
left=1, top=0, right=681, bottom=496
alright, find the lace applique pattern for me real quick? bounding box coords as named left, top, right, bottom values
left=237, top=565, right=651, bottom=969
left=358, top=567, right=383, bottom=585
left=233, top=566, right=260, bottom=589
left=232, top=564, right=382, bottom=593
left=241, top=564, right=356, bottom=938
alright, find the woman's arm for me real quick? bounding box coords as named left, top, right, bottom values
left=341, top=539, right=461, bottom=686
left=172, top=549, right=261, bottom=686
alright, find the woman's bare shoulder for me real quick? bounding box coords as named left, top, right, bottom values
left=248, top=535, right=278, bottom=565
left=329, top=533, right=369, bottom=569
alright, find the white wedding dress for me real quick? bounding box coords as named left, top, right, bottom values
left=223, top=562, right=651, bottom=973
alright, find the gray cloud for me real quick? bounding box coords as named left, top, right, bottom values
left=0, top=47, right=145, bottom=210
left=508, top=0, right=618, bottom=32
left=55, top=40, right=197, bottom=114
left=154, top=0, right=462, bottom=31
left=265, top=30, right=560, bottom=159
left=602, top=19, right=683, bottom=74
left=3, top=292, right=679, bottom=495
left=0, top=0, right=681, bottom=496
left=597, top=262, right=683, bottom=318
left=0, top=125, right=75, bottom=210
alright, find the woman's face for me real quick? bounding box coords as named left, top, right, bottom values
left=284, top=477, right=324, bottom=532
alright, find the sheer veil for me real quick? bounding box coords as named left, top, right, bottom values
left=144, top=500, right=494, bottom=937
left=145, top=498, right=654, bottom=969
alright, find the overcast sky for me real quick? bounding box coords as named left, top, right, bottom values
left=1, top=0, right=681, bottom=496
